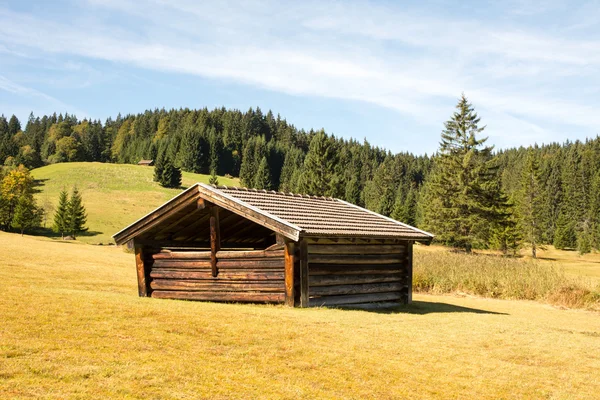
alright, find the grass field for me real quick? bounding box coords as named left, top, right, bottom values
left=30, top=162, right=239, bottom=245
left=1, top=232, right=599, bottom=399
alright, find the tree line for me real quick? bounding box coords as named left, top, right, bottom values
left=0, top=98, right=598, bottom=253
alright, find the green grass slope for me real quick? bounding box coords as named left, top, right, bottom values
left=31, top=162, right=239, bottom=244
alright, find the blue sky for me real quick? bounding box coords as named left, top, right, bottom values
left=0, top=0, right=599, bottom=155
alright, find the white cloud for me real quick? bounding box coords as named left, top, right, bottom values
left=0, top=0, right=598, bottom=148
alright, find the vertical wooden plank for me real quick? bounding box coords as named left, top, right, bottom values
left=299, top=239, right=309, bottom=308
left=284, top=241, right=295, bottom=307
left=134, top=244, right=148, bottom=297
left=407, top=241, right=414, bottom=304
left=210, top=206, right=221, bottom=277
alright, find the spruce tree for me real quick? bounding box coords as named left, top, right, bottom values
left=517, top=150, right=543, bottom=257
left=254, top=156, right=272, bottom=190
left=153, top=152, right=164, bottom=182
left=344, top=175, right=361, bottom=205
left=68, top=187, right=87, bottom=239
left=53, top=189, right=70, bottom=239
left=12, top=193, right=40, bottom=236
left=554, top=212, right=576, bottom=250
left=160, top=158, right=182, bottom=188
left=421, top=94, right=500, bottom=252
left=301, top=131, right=336, bottom=196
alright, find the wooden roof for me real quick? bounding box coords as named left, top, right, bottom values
left=112, top=183, right=434, bottom=246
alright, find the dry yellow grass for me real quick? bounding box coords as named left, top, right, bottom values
left=1, top=231, right=600, bottom=399
left=414, top=246, right=600, bottom=309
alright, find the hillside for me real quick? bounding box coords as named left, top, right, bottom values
left=31, top=162, right=239, bottom=244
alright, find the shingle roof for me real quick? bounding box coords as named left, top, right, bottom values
left=214, top=185, right=433, bottom=241
left=112, top=183, right=434, bottom=245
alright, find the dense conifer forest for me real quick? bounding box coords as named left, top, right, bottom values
left=1, top=99, right=599, bottom=253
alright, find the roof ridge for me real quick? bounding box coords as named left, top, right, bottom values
left=214, top=184, right=336, bottom=201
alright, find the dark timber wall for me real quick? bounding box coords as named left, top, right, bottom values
left=305, top=240, right=412, bottom=307
left=143, top=248, right=286, bottom=303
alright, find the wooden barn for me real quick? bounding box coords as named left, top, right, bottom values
left=137, top=159, right=154, bottom=166
left=113, top=184, right=433, bottom=307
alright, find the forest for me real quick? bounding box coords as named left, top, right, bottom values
left=0, top=95, right=599, bottom=254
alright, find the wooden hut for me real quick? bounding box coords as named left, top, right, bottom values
left=113, top=184, right=433, bottom=307
left=137, top=159, right=154, bottom=166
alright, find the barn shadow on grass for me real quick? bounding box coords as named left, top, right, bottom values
left=333, top=301, right=508, bottom=315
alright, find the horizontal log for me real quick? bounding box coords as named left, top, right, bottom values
left=150, top=270, right=284, bottom=281
left=216, top=250, right=285, bottom=259
left=309, top=274, right=404, bottom=287
left=150, top=279, right=285, bottom=292
left=305, top=237, right=403, bottom=245
left=152, top=290, right=285, bottom=303
left=309, top=264, right=405, bottom=276
left=216, top=259, right=284, bottom=269
left=309, top=292, right=402, bottom=307
left=308, top=244, right=405, bottom=255
left=152, top=260, right=212, bottom=268
left=153, top=251, right=211, bottom=260
left=308, top=254, right=404, bottom=265
left=310, top=282, right=403, bottom=296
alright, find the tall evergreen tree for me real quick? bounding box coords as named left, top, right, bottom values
left=516, top=150, right=543, bottom=257
left=421, top=94, right=500, bottom=252
left=68, top=187, right=87, bottom=239
left=300, top=131, right=336, bottom=196
left=254, top=156, right=272, bottom=190
left=153, top=150, right=165, bottom=182
left=160, top=158, right=182, bottom=188
left=12, top=193, right=40, bottom=236
left=53, top=189, right=70, bottom=239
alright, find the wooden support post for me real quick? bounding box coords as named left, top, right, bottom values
left=299, top=239, right=309, bottom=308
left=407, top=241, right=414, bottom=304
left=284, top=241, right=295, bottom=307
left=210, top=206, right=221, bottom=277
left=134, top=243, right=149, bottom=297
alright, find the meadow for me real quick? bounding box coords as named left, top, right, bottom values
left=2, top=161, right=598, bottom=398
left=1, top=232, right=599, bottom=399
left=415, top=246, right=600, bottom=310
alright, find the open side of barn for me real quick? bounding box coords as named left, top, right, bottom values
left=113, top=184, right=432, bottom=307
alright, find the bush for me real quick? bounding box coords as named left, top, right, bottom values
left=413, top=249, right=600, bottom=309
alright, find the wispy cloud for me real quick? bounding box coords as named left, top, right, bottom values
left=0, top=0, right=598, bottom=148
left=0, top=75, right=87, bottom=117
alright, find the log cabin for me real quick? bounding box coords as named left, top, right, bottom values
left=113, top=184, right=434, bottom=307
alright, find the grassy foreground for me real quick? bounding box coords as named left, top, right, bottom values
left=30, top=162, right=239, bottom=245
left=1, top=232, right=600, bottom=399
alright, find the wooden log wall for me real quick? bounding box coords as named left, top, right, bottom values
left=147, top=249, right=286, bottom=303
left=307, top=242, right=411, bottom=307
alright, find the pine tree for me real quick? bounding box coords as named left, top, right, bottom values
left=239, top=139, right=257, bottom=187
left=12, top=193, right=40, bottom=235
left=421, top=94, right=499, bottom=252
left=301, top=131, right=336, bottom=196
left=517, top=150, right=543, bottom=257
left=254, top=156, right=272, bottom=190
left=344, top=175, right=361, bottom=205
left=68, top=187, right=87, bottom=239
left=160, top=158, right=182, bottom=188
left=392, top=185, right=418, bottom=226
left=153, top=151, right=164, bottom=182
left=53, top=189, right=70, bottom=239
left=554, top=212, right=576, bottom=250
